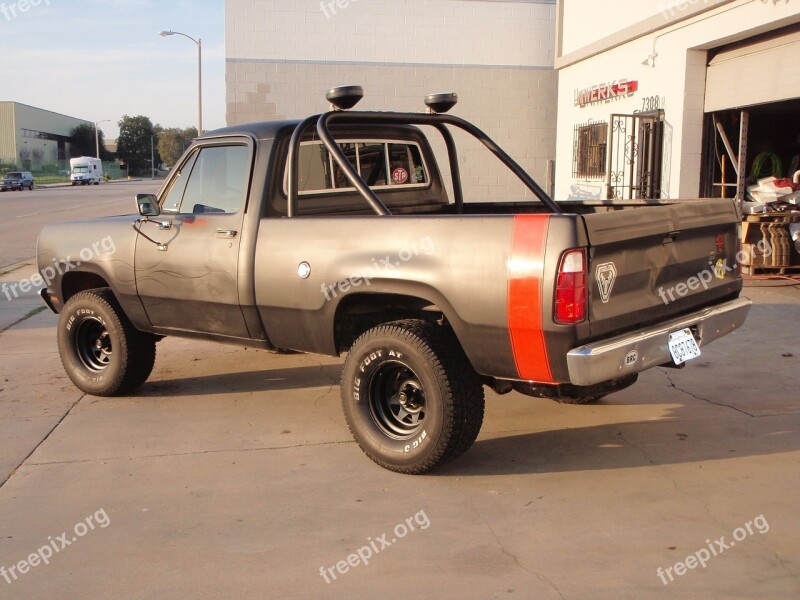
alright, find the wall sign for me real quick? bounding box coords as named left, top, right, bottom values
left=575, top=80, right=639, bottom=108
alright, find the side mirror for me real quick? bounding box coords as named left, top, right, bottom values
left=136, top=193, right=160, bottom=217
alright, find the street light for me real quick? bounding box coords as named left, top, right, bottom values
left=158, top=30, right=203, bottom=135
left=95, top=119, right=111, bottom=159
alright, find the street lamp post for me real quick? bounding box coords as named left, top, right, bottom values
left=158, top=30, right=202, bottom=135
left=94, top=119, right=111, bottom=159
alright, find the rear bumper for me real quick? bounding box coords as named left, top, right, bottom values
left=566, top=297, right=752, bottom=386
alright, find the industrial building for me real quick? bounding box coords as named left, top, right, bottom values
left=0, top=101, right=93, bottom=167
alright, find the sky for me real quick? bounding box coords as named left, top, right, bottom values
left=0, top=0, right=226, bottom=140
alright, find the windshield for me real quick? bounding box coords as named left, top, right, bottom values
left=73, top=167, right=89, bottom=173
left=4, top=173, right=21, bottom=179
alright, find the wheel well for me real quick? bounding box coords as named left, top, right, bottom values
left=61, top=272, right=111, bottom=303
left=334, top=293, right=444, bottom=354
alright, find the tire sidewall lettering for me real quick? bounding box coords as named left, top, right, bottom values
left=65, top=308, right=105, bottom=332
left=347, top=341, right=439, bottom=460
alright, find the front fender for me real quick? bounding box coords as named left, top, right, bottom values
left=36, top=216, right=152, bottom=332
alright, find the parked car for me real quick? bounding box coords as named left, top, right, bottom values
left=37, top=88, right=751, bottom=474
left=1, top=171, right=34, bottom=191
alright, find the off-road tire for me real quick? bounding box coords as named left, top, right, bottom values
left=341, top=319, right=485, bottom=474
left=57, top=288, right=156, bottom=396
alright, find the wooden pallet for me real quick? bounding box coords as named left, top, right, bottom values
left=743, top=212, right=800, bottom=223
left=742, top=264, right=800, bottom=276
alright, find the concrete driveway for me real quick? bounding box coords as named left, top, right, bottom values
left=0, top=284, right=798, bottom=599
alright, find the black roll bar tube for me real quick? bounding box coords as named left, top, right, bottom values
left=432, top=123, right=464, bottom=213
left=317, top=110, right=562, bottom=215
left=315, top=113, right=391, bottom=216
left=286, top=114, right=321, bottom=218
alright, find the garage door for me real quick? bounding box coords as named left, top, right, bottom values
left=705, top=25, right=800, bottom=113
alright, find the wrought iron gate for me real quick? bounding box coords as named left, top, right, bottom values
left=606, top=110, right=665, bottom=200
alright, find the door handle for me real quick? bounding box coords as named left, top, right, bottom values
left=216, top=229, right=238, bottom=239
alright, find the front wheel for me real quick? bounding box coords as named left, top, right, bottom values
left=341, top=320, right=485, bottom=474
left=57, top=288, right=156, bottom=396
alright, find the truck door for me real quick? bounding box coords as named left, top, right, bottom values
left=134, top=141, right=252, bottom=339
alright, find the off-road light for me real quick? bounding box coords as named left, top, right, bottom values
left=424, top=93, right=458, bottom=114
left=326, top=86, right=364, bottom=111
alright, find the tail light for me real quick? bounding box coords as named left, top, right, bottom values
left=555, top=249, right=587, bottom=324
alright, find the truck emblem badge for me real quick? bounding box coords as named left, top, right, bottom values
left=596, top=262, right=617, bottom=304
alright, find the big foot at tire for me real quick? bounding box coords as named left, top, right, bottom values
left=341, top=319, right=485, bottom=474
left=57, top=288, right=157, bottom=396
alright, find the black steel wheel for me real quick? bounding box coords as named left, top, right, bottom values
left=74, top=317, right=113, bottom=372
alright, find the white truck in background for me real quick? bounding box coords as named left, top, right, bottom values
left=70, top=157, right=103, bottom=185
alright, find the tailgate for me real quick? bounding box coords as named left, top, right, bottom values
left=582, top=199, right=743, bottom=339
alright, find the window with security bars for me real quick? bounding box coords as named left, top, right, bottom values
left=572, top=121, right=608, bottom=179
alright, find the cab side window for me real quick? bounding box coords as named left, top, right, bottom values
left=161, top=152, right=199, bottom=213
left=175, top=145, right=250, bottom=215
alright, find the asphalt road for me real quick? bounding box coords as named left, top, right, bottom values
left=0, top=181, right=162, bottom=269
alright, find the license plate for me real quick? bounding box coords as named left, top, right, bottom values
left=668, top=328, right=701, bottom=365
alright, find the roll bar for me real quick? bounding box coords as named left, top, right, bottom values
left=286, top=111, right=562, bottom=217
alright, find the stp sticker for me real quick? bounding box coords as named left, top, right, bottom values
left=392, top=167, right=409, bottom=184
left=596, top=262, right=617, bottom=304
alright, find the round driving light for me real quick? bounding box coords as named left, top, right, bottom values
left=424, top=92, right=458, bottom=114
left=326, top=86, right=364, bottom=110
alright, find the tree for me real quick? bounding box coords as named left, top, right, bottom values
left=156, top=126, right=198, bottom=168
left=117, top=115, right=160, bottom=176
left=18, top=148, right=31, bottom=169
left=69, top=124, right=113, bottom=161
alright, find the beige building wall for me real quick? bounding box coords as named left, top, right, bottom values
left=225, top=0, right=558, bottom=200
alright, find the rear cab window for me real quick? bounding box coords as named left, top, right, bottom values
left=290, top=139, right=430, bottom=195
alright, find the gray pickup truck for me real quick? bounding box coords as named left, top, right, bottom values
left=37, top=88, right=751, bottom=473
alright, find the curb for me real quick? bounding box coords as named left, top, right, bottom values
left=35, top=179, right=149, bottom=189
left=0, top=259, right=35, bottom=277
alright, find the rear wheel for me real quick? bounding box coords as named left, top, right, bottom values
left=57, top=288, right=156, bottom=396
left=341, top=319, right=485, bottom=474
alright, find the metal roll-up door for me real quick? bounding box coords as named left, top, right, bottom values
left=705, top=25, right=800, bottom=113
